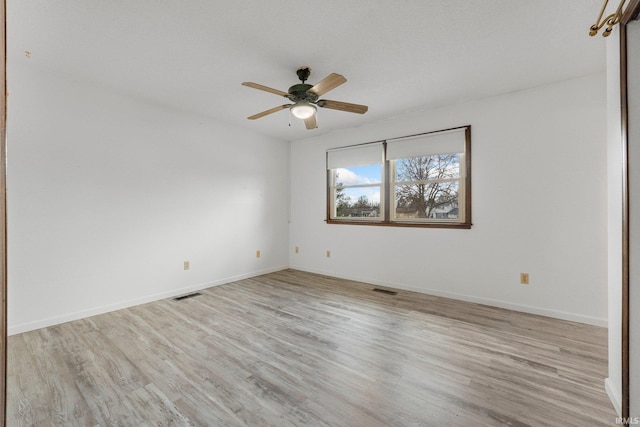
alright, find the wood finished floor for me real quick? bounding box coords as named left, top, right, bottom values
left=8, top=269, right=615, bottom=426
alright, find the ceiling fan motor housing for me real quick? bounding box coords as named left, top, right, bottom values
left=287, top=83, right=318, bottom=103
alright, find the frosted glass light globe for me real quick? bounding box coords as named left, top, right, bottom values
left=290, top=101, right=316, bottom=119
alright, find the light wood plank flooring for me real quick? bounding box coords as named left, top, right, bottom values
left=8, top=269, right=615, bottom=426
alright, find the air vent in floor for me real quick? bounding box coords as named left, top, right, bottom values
left=174, top=292, right=201, bottom=301
left=372, top=288, right=398, bottom=296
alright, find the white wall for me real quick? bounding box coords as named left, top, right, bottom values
left=606, top=28, right=623, bottom=416
left=7, top=61, right=290, bottom=334
left=290, top=73, right=607, bottom=326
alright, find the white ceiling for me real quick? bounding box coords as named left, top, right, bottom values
left=8, top=0, right=607, bottom=142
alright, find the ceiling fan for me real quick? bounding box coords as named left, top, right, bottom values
left=242, top=67, right=368, bottom=130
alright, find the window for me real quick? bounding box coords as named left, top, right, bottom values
left=327, top=143, right=383, bottom=221
left=327, top=126, right=471, bottom=228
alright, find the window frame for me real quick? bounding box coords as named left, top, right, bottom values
left=326, top=125, right=472, bottom=229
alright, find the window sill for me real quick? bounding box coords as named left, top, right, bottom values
left=325, top=219, right=472, bottom=229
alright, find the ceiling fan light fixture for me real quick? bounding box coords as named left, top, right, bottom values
left=290, top=101, right=317, bottom=119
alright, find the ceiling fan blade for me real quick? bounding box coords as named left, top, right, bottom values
left=308, top=73, right=347, bottom=96
left=242, top=82, right=289, bottom=97
left=304, top=115, right=317, bottom=130
left=317, top=99, right=368, bottom=114
left=247, top=105, right=289, bottom=120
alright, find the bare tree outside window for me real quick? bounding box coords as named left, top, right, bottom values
left=394, top=154, right=460, bottom=219
left=335, top=172, right=349, bottom=217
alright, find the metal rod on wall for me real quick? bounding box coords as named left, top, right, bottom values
left=590, top=0, right=628, bottom=36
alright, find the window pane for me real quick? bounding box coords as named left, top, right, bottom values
left=335, top=164, right=382, bottom=186
left=395, top=154, right=460, bottom=182
left=335, top=186, right=381, bottom=218
left=394, top=181, right=459, bottom=219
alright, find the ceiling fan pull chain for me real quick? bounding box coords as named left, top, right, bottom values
left=288, top=108, right=292, bottom=127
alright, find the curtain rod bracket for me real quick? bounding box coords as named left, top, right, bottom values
left=589, top=0, right=628, bottom=37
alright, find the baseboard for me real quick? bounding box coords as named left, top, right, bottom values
left=289, top=266, right=608, bottom=327
left=12, top=264, right=606, bottom=334
left=8, top=265, right=288, bottom=335
left=605, top=377, right=622, bottom=417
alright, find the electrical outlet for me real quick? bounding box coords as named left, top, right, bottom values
left=326, top=250, right=331, bottom=258
left=295, top=246, right=299, bottom=254
left=184, top=261, right=190, bottom=270
left=256, top=250, right=261, bottom=258
left=520, top=273, right=529, bottom=285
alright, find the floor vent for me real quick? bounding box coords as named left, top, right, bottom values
left=372, top=288, right=398, bottom=296
left=174, top=292, right=202, bottom=301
